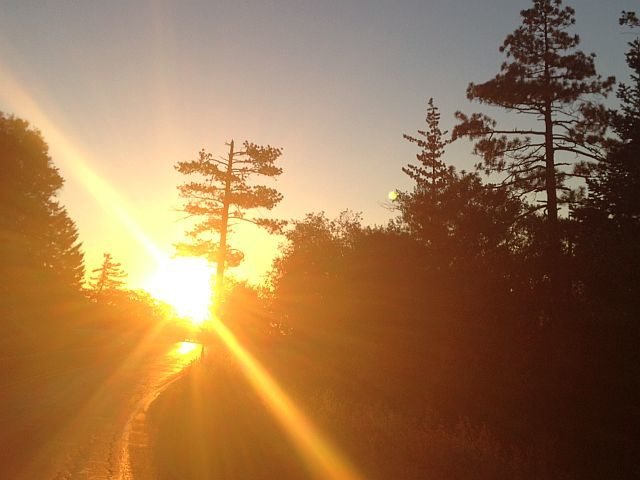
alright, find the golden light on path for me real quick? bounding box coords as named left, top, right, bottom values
left=209, top=317, right=363, bottom=480
left=173, top=341, right=200, bottom=356
left=168, top=341, right=202, bottom=374
left=144, top=257, right=214, bottom=324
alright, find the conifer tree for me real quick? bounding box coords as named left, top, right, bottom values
left=452, top=0, right=614, bottom=306
left=402, top=98, right=452, bottom=199
left=89, top=253, right=127, bottom=302
left=620, top=10, right=640, bottom=28
left=399, top=99, right=523, bottom=273
left=398, top=98, right=454, bottom=259
left=44, top=203, right=85, bottom=288
left=175, top=140, right=284, bottom=302
left=0, top=112, right=85, bottom=306
left=587, top=11, right=640, bottom=225
left=574, top=11, right=640, bottom=306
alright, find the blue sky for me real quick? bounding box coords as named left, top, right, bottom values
left=0, top=0, right=635, bottom=286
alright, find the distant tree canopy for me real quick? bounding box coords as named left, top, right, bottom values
left=175, top=140, right=284, bottom=302
left=0, top=112, right=84, bottom=312
left=269, top=211, right=426, bottom=343
left=270, top=211, right=364, bottom=323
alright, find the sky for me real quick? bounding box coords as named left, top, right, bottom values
left=0, top=0, right=635, bottom=288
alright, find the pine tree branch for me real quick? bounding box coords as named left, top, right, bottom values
left=554, top=146, right=603, bottom=161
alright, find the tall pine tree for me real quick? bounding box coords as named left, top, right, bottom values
left=402, top=98, right=452, bottom=199
left=399, top=99, right=524, bottom=275
left=398, top=98, right=454, bottom=266
left=452, top=0, right=614, bottom=311
left=175, top=140, right=284, bottom=303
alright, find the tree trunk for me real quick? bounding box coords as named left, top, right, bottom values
left=216, top=140, right=234, bottom=307
left=544, top=100, right=560, bottom=318
left=543, top=102, right=558, bottom=236
left=543, top=17, right=560, bottom=319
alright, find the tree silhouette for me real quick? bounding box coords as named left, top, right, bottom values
left=44, top=204, right=85, bottom=288
left=592, top=13, right=640, bottom=226
left=398, top=98, right=454, bottom=268
left=620, top=10, right=640, bottom=28
left=175, top=140, right=284, bottom=303
left=574, top=11, right=640, bottom=308
left=0, top=112, right=84, bottom=310
left=452, top=0, right=614, bottom=305
left=402, top=98, right=452, bottom=200
left=89, top=252, right=127, bottom=303
left=398, top=99, right=524, bottom=274
left=610, top=11, right=640, bottom=149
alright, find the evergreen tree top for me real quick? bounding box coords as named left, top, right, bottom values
left=466, top=0, right=614, bottom=111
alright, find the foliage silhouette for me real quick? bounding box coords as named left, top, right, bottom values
left=452, top=0, right=615, bottom=312
left=402, top=98, right=452, bottom=198
left=89, top=252, right=127, bottom=303
left=175, top=140, right=284, bottom=303
left=573, top=10, right=640, bottom=313
left=0, top=112, right=84, bottom=326
left=398, top=99, right=526, bottom=277
left=566, top=16, right=640, bottom=474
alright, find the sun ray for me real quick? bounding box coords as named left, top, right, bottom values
left=208, top=317, right=363, bottom=480
left=0, top=66, right=164, bottom=262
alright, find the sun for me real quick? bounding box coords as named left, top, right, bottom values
left=144, top=256, right=214, bottom=324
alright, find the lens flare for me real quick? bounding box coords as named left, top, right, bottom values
left=208, top=317, right=363, bottom=480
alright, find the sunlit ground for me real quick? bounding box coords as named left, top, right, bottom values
left=163, top=341, right=203, bottom=380
left=144, top=256, right=215, bottom=324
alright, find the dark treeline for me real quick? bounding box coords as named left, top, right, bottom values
left=201, top=3, right=639, bottom=479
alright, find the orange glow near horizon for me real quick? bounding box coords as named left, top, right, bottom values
left=1, top=66, right=363, bottom=479
left=144, top=256, right=214, bottom=324
left=208, top=316, right=363, bottom=480
left=0, top=67, right=281, bottom=288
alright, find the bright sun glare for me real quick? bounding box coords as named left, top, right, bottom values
left=144, top=257, right=214, bottom=324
